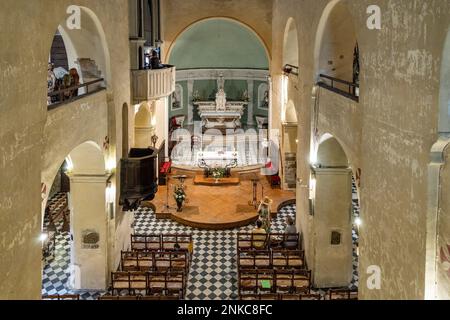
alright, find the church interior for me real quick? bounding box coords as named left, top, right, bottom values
left=1, top=0, right=450, bottom=301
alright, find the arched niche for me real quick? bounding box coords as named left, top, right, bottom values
left=311, top=133, right=354, bottom=289
left=316, top=134, right=349, bottom=168
left=283, top=18, right=299, bottom=67
left=134, top=102, right=154, bottom=148
left=41, top=141, right=108, bottom=292
left=50, top=7, right=111, bottom=87
left=314, top=0, right=358, bottom=83
left=285, top=100, right=298, bottom=124
left=439, top=29, right=450, bottom=133
left=68, top=141, right=105, bottom=175
left=426, top=137, right=450, bottom=300
left=168, top=18, right=269, bottom=69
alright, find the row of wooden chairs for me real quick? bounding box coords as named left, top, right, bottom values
left=131, top=234, right=193, bottom=254
left=42, top=294, right=80, bottom=300
left=240, top=293, right=321, bottom=300
left=238, top=249, right=305, bottom=270
left=327, top=289, right=358, bottom=300
left=111, top=271, right=185, bottom=298
left=237, top=232, right=300, bottom=250
left=240, top=289, right=358, bottom=301
left=121, top=250, right=189, bottom=273
left=98, top=294, right=180, bottom=301
left=238, top=269, right=311, bottom=295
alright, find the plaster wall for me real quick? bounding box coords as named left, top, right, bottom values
left=0, top=0, right=131, bottom=299
left=271, top=0, right=450, bottom=299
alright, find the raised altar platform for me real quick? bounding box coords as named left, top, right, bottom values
left=193, top=175, right=240, bottom=186
left=150, top=168, right=295, bottom=230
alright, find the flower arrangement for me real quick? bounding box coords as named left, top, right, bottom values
left=210, top=167, right=225, bottom=179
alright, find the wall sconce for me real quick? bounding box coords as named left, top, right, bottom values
left=151, top=135, right=159, bottom=148
left=106, top=181, right=115, bottom=220
left=39, top=233, right=48, bottom=243
left=64, top=157, right=74, bottom=174
left=283, top=65, right=293, bottom=75
left=106, top=158, right=116, bottom=173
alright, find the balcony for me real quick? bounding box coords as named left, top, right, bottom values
left=47, top=78, right=106, bottom=111
left=317, top=74, right=359, bottom=102
left=131, top=65, right=176, bottom=104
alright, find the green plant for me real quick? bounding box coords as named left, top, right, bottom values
left=210, top=167, right=225, bottom=179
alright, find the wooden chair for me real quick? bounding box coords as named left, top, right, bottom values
left=166, top=271, right=185, bottom=298
left=328, top=289, right=358, bottom=300
left=131, top=234, right=161, bottom=251
left=238, top=269, right=259, bottom=295
left=147, top=271, right=167, bottom=296
left=256, top=269, right=275, bottom=294
left=292, top=270, right=311, bottom=294
left=237, top=233, right=269, bottom=250
left=98, top=295, right=140, bottom=300
left=299, top=293, right=322, bottom=300
left=271, top=249, right=304, bottom=269
left=238, top=250, right=271, bottom=269
left=43, top=294, right=80, bottom=300
left=162, top=234, right=193, bottom=254
left=279, top=293, right=302, bottom=300
left=268, top=233, right=300, bottom=250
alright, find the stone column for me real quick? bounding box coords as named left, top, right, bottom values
left=68, top=174, right=109, bottom=290
left=187, top=79, right=194, bottom=125
left=247, top=80, right=254, bottom=126
left=312, top=167, right=353, bottom=288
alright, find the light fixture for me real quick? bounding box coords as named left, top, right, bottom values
left=106, top=158, right=116, bottom=173
left=64, top=157, right=74, bottom=173
left=355, top=217, right=362, bottom=227
left=106, top=181, right=115, bottom=204
left=39, top=233, right=48, bottom=242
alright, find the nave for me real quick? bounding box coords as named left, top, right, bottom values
left=42, top=199, right=359, bottom=300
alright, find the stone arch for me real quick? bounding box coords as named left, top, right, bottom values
left=438, top=29, right=450, bottom=133
left=134, top=102, right=154, bottom=148
left=284, top=100, right=298, bottom=124
left=283, top=17, right=299, bottom=68
left=426, top=137, right=450, bottom=299
left=316, top=134, right=349, bottom=168
left=167, top=17, right=270, bottom=69
left=41, top=141, right=108, bottom=290
left=311, top=133, right=355, bottom=289
left=48, top=6, right=111, bottom=88
left=313, top=0, right=358, bottom=83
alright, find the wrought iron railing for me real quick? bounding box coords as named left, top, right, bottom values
left=317, top=74, right=359, bottom=102
left=47, top=78, right=105, bottom=110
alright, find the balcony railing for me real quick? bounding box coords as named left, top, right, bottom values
left=131, top=65, right=176, bottom=103
left=317, top=74, right=359, bottom=102
left=47, top=78, right=105, bottom=110
left=283, top=64, right=299, bottom=76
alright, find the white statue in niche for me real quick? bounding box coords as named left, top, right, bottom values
left=216, top=73, right=227, bottom=111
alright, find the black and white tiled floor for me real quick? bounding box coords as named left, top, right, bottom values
left=42, top=189, right=360, bottom=300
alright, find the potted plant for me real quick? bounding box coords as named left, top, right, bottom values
left=173, top=185, right=186, bottom=212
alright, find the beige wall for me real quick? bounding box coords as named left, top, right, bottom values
left=0, top=0, right=131, bottom=299
left=271, top=0, right=450, bottom=299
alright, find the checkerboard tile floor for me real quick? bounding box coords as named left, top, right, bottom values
left=42, top=186, right=360, bottom=300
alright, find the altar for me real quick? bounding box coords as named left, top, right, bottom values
left=194, top=74, right=248, bottom=132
